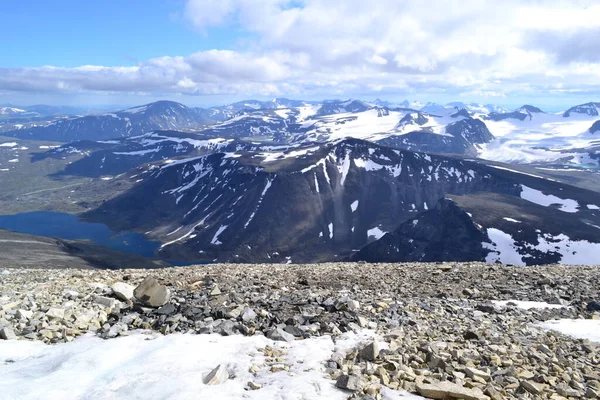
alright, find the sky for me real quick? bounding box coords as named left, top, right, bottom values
left=1, top=0, right=600, bottom=109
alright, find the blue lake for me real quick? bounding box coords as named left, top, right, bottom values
left=0, top=211, right=161, bottom=258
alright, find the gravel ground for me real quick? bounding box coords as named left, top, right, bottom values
left=1, top=262, right=600, bottom=399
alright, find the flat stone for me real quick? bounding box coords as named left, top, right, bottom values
left=416, top=380, right=490, bottom=400
left=267, top=328, right=295, bottom=342
left=45, top=307, right=65, bottom=320
left=134, top=277, right=171, bottom=307
left=94, top=296, right=116, bottom=309
left=520, top=380, right=546, bottom=395
left=156, top=304, right=176, bottom=315
left=111, top=282, right=135, bottom=302
left=203, top=364, right=229, bottom=385
left=16, top=309, right=33, bottom=320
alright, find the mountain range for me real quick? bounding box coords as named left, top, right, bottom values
left=1, top=97, right=600, bottom=266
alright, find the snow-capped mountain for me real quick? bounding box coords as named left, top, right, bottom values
left=5, top=101, right=214, bottom=142
left=563, top=102, right=600, bottom=118
left=204, top=98, right=310, bottom=121
left=379, top=113, right=494, bottom=156
left=81, top=138, right=600, bottom=264
left=446, top=102, right=509, bottom=114
left=0, top=107, right=27, bottom=116
left=419, top=102, right=447, bottom=114
left=33, top=131, right=264, bottom=178
left=479, top=103, right=600, bottom=164
left=313, top=99, right=372, bottom=117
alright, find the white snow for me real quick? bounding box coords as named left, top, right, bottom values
left=587, top=204, right=600, bottom=210
left=121, top=105, right=148, bottom=114
left=492, top=300, right=566, bottom=310
left=328, top=222, right=334, bottom=239
left=211, top=225, right=228, bottom=245
left=337, top=154, right=352, bottom=186
left=367, top=227, right=386, bottom=240
left=0, top=142, right=18, bottom=148
left=113, top=149, right=159, bottom=156
left=503, top=217, right=521, bottom=223
left=520, top=185, right=579, bottom=213
left=244, top=178, right=273, bottom=229
left=8, top=158, right=19, bottom=163
left=0, top=330, right=423, bottom=400
left=537, top=320, right=600, bottom=342
left=482, top=228, right=526, bottom=266
left=483, top=228, right=600, bottom=266
left=479, top=111, right=600, bottom=164
left=350, top=200, right=359, bottom=212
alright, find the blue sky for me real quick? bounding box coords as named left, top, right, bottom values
left=1, top=0, right=599, bottom=109
left=1, top=1, right=234, bottom=68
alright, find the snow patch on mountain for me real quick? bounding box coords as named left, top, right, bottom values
left=520, top=185, right=579, bottom=213
left=483, top=228, right=600, bottom=266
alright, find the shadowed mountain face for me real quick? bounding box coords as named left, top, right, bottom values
left=348, top=198, right=490, bottom=263
left=590, top=120, right=600, bottom=134
left=351, top=191, right=600, bottom=266
left=80, top=138, right=600, bottom=264
left=5, top=101, right=214, bottom=142
left=31, top=131, right=272, bottom=178
left=378, top=117, right=493, bottom=156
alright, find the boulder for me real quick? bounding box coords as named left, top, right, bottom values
left=133, top=277, right=170, bottom=307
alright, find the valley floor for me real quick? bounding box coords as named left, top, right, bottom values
left=1, top=263, right=599, bottom=399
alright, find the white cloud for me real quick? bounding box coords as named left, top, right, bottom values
left=2, top=0, right=600, bottom=102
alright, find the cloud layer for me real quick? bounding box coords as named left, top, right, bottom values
left=3, top=0, right=600, bottom=102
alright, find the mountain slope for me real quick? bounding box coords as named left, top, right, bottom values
left=563, top=102, right=600, bottom=117
left=6, top=101, right=214, bottom=142
left=349, top=198, right=490, bottom=262
left=351, top=191, right=600, bottom=266
left=81, top=139, right=600, bottom=264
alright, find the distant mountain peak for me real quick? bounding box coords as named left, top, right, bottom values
left=517, top=105, right=544, bottom=113
left=563, top=102, right=600, bottom=118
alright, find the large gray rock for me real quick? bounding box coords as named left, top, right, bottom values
left=267, top=328, right=295, bottom=342
left=94, top=296, right=116, bottom=309
left=335, top=375, right=365, bottom=392
left=111, top=282, right=135, bottom=302
left=133, top=277, right=170, bottom=307
left=0, top=327, right=17, bottom=340
left=359, top=341, right=380, bottom=361
left=203, top=364, right=229, bottom=385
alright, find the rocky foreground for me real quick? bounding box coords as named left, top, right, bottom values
left=1, top=262, right=600, bottom=399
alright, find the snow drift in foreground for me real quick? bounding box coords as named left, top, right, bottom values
left=538, top=320, right=600, bottom=343
left=0, top=330, right=424, bottom=400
